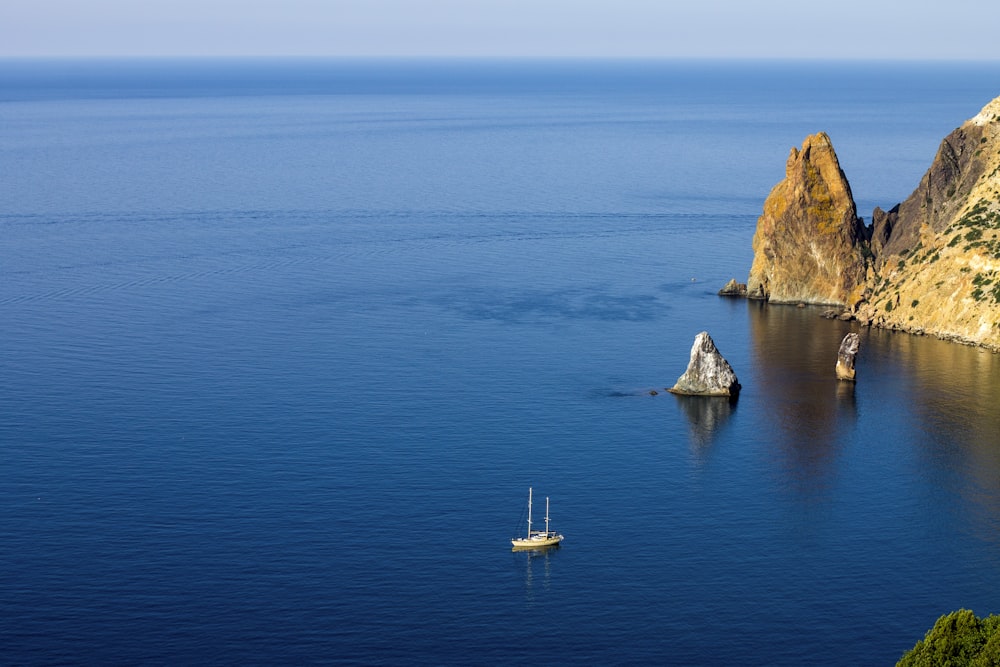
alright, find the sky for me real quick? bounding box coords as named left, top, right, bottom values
left=1, top=0, right=999, bottom=60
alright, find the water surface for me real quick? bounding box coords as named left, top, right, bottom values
left=2, top=58, right=1000, bottom=665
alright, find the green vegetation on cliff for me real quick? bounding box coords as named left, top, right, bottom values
left=742, top=95, right=1000, bottom=350
left=898, top=610, right=1000, bottom=667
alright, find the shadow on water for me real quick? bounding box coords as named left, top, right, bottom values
left=673, top=394, right=738, bottom=461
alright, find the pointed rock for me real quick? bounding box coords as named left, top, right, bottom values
left=870, top=204, right=898, bottom=259
left=746, top=132, right=869, bottom=306
left=835, top=332, right=860, bottom=381
left=668, top=332, right=741, bottom=397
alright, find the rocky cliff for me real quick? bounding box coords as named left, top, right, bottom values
left=855, top=96, right=1000, bottom=349
left=740, top=96, right=1000, bottom=351
left=746, top=132, right=869, bottom=306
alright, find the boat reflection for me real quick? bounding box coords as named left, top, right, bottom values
left=514, top=542, right=559, bottom=603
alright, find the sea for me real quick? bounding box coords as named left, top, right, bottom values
left=2, top=58, right=1000, bottom=665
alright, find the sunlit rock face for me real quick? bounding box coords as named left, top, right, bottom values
left=718, top=278, right=747, bottom=297
left=734, top=96, right=1000, bottom=350
left=746, top=132, right=869, bottom=307
left=668, top=331, right=741, bottom=397
left=856, top=95, right=1000, bottom=351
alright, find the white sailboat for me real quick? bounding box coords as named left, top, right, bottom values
left=511, top=487, right=564, bottom=549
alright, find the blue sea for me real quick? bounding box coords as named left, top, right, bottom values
left=2, top=58, right=1000, bottom=665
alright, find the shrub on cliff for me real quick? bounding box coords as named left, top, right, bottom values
left=898, top=609, right=1000, bottom=666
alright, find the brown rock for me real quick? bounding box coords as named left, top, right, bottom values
left=882, top=123, right=988, bottom=259
left=870, top=205, right=898, bottom=259
left=718, top=278, right=747, bottom=297
left=863, top=95, right=1000, bottom=351
left=746, top=132, right=870, bottom=306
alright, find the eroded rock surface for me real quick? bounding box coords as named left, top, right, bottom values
left=718, top=278, right=748, bottom=297
left=668, top=332, right=741, bottom=397
left=856, top=95, right=1000, bottom=350
left=835, top=332, right=860, bottom=381
left=735, top=96, right=1000, bottom=351
left=746, top=132, right=869, bottom=306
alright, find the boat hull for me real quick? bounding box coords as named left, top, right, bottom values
left=511, top=533, right=564, bottom=549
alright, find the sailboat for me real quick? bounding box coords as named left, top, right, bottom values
left=511, top=487, right=564, bottom=549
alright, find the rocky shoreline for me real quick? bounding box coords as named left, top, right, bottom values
left=725, top=95, right=1000, bottom=353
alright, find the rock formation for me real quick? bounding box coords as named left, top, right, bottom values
left=870, top=205, right=897, bottom=257
left=733, top=95, right=1000, bottom=351
left=835, top=333, right=860, bottom=381
left=668, top=331, right=741, bottom=397
left=854, top=95, right=1000, bottom=350
left=718, top=278, right=747, bottom=297
left=746, top=132, right=870, bottom=306
left=880, top=119, right=991, bottom=260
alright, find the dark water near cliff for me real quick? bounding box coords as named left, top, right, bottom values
left=2, top=59, right=1000, bottom=665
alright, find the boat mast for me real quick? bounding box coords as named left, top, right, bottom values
left=545, top=496, right=550, bottom=535
left=527, top=487, right=533, bottom=536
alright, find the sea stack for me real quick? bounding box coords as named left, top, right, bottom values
left=736, top=96, right=1000, bottom=351
left=746, top=132, right=869, bottom=306
left=835, top=332, right=860, bottom=381
left=668, top=331, right=741, bottom=397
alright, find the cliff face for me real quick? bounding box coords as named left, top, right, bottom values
left=856, top=96, right=1000, bottom=349
left=743, top=96, right=1000, bottom=351
left=746, top=132, right=869, bottom=306
left=880, top=121, right=989, bottom=259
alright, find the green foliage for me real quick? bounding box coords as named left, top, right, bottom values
left=911, top=299, right=920, bottom=308
left=954, top=201, right=1000, bottom=233
left=897, top=609, right=1000, bottom=667
left=885, top=300, right=894, bottom=312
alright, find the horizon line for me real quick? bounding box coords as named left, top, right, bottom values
left=2, top=54, right=1000, bottom=64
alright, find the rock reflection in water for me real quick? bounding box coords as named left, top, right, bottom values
left=747, top=298, right=1000, bottom=542
left=862, top=326, right=1000, bottom=543
left=747, top=301, right=860, bottom=493
left=674, top=394, right=737, bottom=459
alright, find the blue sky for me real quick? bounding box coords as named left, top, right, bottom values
left=1, top=0, right=998, bottom=59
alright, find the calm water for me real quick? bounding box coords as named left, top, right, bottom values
left=2, top=59, right=1000, bottom=665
